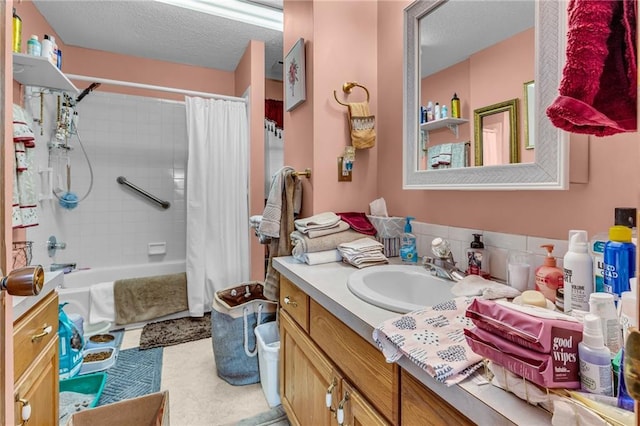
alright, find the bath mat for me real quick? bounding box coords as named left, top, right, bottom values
left=139, top=312, right=211, bottom=350
left=97, top=347, right=163, bottom=406
left=234, top=405, right=290, bottom=426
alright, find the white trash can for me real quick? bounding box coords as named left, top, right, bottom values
left=255, top=321, right=281, bottom=407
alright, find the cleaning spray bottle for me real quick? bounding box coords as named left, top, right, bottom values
left=400, top=217, right=417, bottom=263
left=535, top=244, right=564, bottom=303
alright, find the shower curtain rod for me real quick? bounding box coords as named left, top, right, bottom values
left=65, top=74, right=247, bottom=103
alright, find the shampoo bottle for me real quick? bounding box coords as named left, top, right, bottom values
left=603, top=225, right=636, bottom=301
left=400, top=217, right=418, bottom=263
left=565, top=230, right=594, bottom=313
left=579, top=314, right=614, bottom=396
left=535, top=244, right=563, bottom=303
left=466, top=234, right=490, bottom=278
left=451, top=93, right=461, bottom=118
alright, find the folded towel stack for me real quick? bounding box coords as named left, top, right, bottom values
left=291, top=229, right=363, bottom=263
left=294, top=212, right=351, bottom=238
left=337, top=237, right=388, bottom=268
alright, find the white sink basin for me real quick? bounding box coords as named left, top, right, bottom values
left=347, top=265, right=454, bottom=313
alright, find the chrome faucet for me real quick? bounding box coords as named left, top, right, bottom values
left=50, top=263, right=76, bottom=272
left=422, top=237, right=466, bottom=282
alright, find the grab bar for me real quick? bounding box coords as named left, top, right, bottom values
left=116, top=176, right=170, bottom=209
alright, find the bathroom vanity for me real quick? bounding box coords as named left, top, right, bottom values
left=11, top=271, right=63, bottom=425
left=273, top=257, right=551, bottom=425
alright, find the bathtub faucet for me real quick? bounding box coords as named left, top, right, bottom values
left=50, top=263, right=77, bottom=272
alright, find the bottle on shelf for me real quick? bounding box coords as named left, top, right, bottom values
left=27, top=35, right=41, bottom=56
left=41, top=34, right=54, bottom=64
left=12, top=8, right=22, bottom=53
left=434, top=102, right=441, bottom=120
left=441, top=105, right=448, bottom=119
left=451, top=93, right=461, bottom=118
left=426, top=101, right=434, bottom=122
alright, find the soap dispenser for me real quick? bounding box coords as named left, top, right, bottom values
left=535, top=244, right=564, bottom=303
left=466, top=234, right=490, bottom=278
left=400, top=217, right=418, bottom=263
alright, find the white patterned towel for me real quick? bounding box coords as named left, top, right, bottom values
left=372, top=297, right=483, bottom=386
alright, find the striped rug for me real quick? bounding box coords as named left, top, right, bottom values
left=97, top=347, right=163, bottom=406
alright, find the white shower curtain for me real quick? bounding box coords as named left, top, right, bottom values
left=185, top=97, right=249, bottom=316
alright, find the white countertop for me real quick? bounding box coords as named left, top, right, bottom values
left=12, top=270, right=63, bottom=321
left=273, top=256, right=552, bottom=426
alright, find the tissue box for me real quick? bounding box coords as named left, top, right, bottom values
left=464, top=327, right=580, bottom=389
left=366, top=216, right=404, bottom=238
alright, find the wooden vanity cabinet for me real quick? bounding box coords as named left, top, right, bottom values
left=13, top=291, right=59, bottom=426
left=279, top=276, right=474, bottom=426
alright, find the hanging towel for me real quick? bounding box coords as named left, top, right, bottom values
left=546, top=0, right=637, bottom=136
left=259, top=166, right=302, bottom=239
left=264, top=171, right=300, bottom=301
left=13, top=104, right=38, bottom=229
left=372, top=297, right=484, bottom=386
left=450, top=141, right=468, bottom=169
left=348, top=102, right=376, bottom=149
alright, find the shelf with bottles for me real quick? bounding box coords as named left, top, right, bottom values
left=12, top=53, right=78, bottom=94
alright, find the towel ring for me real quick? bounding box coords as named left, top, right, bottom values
left=333, top=82, right=370, bottom=107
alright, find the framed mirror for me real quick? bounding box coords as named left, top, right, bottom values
left=523, top=81, right=535, bottom=149
left=403, top=0, right=569, bottom=190
left=474, top=99, right=519, bottom=166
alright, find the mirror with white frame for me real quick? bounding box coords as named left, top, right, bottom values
left=404, top=0, right=569, bottom=190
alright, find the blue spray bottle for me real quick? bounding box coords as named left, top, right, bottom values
left=400, top=217, right=418, bottom=263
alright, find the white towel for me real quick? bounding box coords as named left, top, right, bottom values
left=451, top=274, right=521, bottom=300
left=293, top=249, right=343, bottom=265
left=338, top=237, right=388, bottom=268
left=89, top=281, right=115, bottom=324
left=249, top=215, right=262, bottom=229
left=294, top=212, right=341, bottom=233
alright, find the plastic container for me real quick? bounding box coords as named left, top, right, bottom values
left=466, top=233, right=490, bottom=279
left=564, top=230, right=593, bottom=313
left=400, top=217, right=418, bottom=263
left=535, top=244, right=563, bottom=303
left=41, top=35, right=54, bottom=63
left=603, top=226, right=636, bottom=301
left=579, top=314, right=614, bottom=396
left=79, top=347, right=117, bottom=375
left=255, top=321, right=281, bottom=407
left=589, top=292, right=622, bottom=357
left=59, top=371, right=108, bottom=408
left=26, top=35, right=41, bottom=56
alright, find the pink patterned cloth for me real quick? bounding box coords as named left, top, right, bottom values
left=372, top=296, right=483, bottom=386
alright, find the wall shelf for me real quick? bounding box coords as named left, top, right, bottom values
left=420, top=117, right=468, bottom=143
left=13, top=53, right=78, bottom=94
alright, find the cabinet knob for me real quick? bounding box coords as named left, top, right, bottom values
left=337, top=392, right=350, bottom=425
left=326, top=378, right=337, bottom=408
left=283, top=296, right=298, bottom=307
left=31, top=324, right=53, bottom=342
left=16, top=397, right=31, bottom=425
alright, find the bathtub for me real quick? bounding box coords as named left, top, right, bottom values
left=57, top=260, right=186, bottom=332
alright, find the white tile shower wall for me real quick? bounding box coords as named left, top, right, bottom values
left=25, top=92, right=187, bottom=269
left=412, top=221, right=569, bottom=288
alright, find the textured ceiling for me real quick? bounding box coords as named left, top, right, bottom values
left=32, top=0, right=284, bottom=81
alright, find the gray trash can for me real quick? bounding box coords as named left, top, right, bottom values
left=255, top=321, right=281, bottom=407
left=211, top=281, right=277, bottom=385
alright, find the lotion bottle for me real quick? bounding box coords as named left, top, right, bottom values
left=579, top=314, right=614, bottom=396
left=535, top=244, right=563, bottom=303
left=466, top=234, right=490, bottom=278
left=565, top=230, right=594, bottom=313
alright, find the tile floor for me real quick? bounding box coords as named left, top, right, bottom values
left=120, top=329, right=271, bottom=426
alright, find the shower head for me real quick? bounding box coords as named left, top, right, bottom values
left=76, top=82, right=101, bottom=103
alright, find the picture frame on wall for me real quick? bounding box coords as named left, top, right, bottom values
left=285, top=38, right=306, bottom=112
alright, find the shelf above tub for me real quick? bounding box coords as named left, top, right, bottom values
left=13, top=53, right=79, bottom=94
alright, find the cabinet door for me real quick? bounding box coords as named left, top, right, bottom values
left=340, top=381, right=390, bottom=426
left=14, top=338, right=59, bottom=426
left=401, top=369, right=473, bottom=426
left=280, top=310, right=338, bottom=426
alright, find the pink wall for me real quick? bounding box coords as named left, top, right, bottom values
left=283, top=0, right=379, bottom=216
left=235, top=40, right=267, bottom=281
left=375, top=0, right=638, bottom=240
